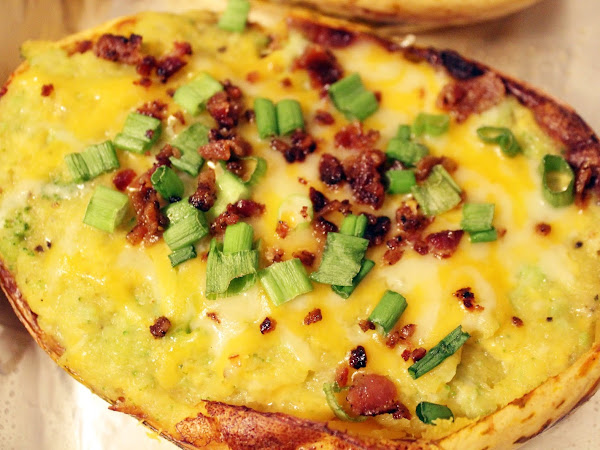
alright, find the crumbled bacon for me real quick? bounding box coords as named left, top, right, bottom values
left=207, top=81, right=244, bottom=129
left=385, top=332, right=401, bottom=349
left=383, top=236, right=405, bottom=265
left=276, top=221, right=290, bottom=239
left=512, top=316, right=524, bottom=327
left=335, top=121, right=380, bottom=151
left=313, top=215, right=338, bottom=234
left=94, top=33, right=143, bottom=65
left=344, top=150, right=386, bottom=209
left=319, top=154, right=345, bottom=186
left=335, top=366, right=349, bottom=388
left=41, top=84, right=54, bottom=97
left=291, top=18, right=356, bottom=48
left=173, top=110, right=186, bottom=125
left=136, top=100, right=168, bottom=120
left=127, top=171, right=169, bottom=245
left=246, top=71, right=260, bottom=83
left=401, top=349, right=412, bottom=361
left=155, top=42, right=192, bottom=83
left=136, top=55, right=157, bottom=77
left=150, top=316, right=171, bottom=338
left=70, top=39, right=93, bottom=55
left=134, top=77, right=152, bottom=88
left=294, top=45, right=344, bottom=90
left=346, top=374, right=398, bottom=416
left=199, top=139, right=240, bottom=160
left=349, top=346, right=368, bottom=369
left=293, top=250, right=316, bottom=267
left=155, top=144, right=178, bottom=168
left=400, top=323, right=416, bottom=340
left=364, top=214, right=391, bottom=246
left=309, top=187, right=329, bottom=213
left=437, top=72, right=506, bottom=123
left=411, top=347, right=427, bottom=362
left=535, top=222, right=552, bottom=236
left=189, top=169, right=217, bottom=212
left=271, top=130, right=317, bottom=163
left=210, top=200, right=265, bottom=236
left=226, top=160, right=244, bottom=178
left=414, top=156, right=458, bottom=182
left=396, top=202, right=433, bottom=238
left=359, top=319, right=376, bottom=332
left=314, top=110, right=335, bottom=126
left=260, top=317, right=276, bottom=334
left=303, top=308, right=323, bottom=325
left=206, top=312, right=221, bottom=324
left=265, top=247, right=284, bottom=263
left=208, top=129, right=252, bottom=158
left=454, top=287, right=484, bottom=312
left=113, top=169, right=137, bottom=191
left=425, top=230, right=464, bottom=259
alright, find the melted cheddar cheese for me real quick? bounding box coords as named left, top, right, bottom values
left=0, top=10, right=598, bottom=441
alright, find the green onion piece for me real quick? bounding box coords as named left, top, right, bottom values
left=328, top=73, right=378, bottom=121
left=258, top=258, right=313, bottom=305
left=540, top=154, right=575, bottom=207
left=163, top=206, right=209, bottom=251
left=164, top=198, right=196, bottom=223
left=469, top=228, right=498, bottom=243
left=310, top=232, right=369, bottom=286
left=332, top=259, right=375, bottom=299
left=416, top=402, right=454, bottom=425
left=114, top=113, right=161, bottom=153
left=169, top=245, right=197, bottom=267
left=151, top=166, right=184, bottom=202
left=411, top=165, right=462, bottom=216
left=206, top=239, right=259, bottom=299
left=386, top=139, right=429, bottom=167
left=223, top=222, right=254, bottom=253
left=218, top=0, right=251, bottom=32
left=276, top=99, right=304, bottom=135
left=170, top=123, right=209, bottom=175
left=412, top=113, right=450, bottom=137
left=460, top=203, right=494, bottom=233
left=173, top=73, right=223, bottom=116
left=386, top=170, right=417, bottom=194
left=323, top=382, right=366, bottom=422
left=408, top=325, right=470, bottom=379
left=396, top=124, right=412, bottom=141
left=240, top=156, right=267, bottom=186
left=170, top=152, right=204, bottom=177
left=207, top=170, right=250, bottom=220
left=277, top=194, right=313, bottom=229
left=477, top=126, right=522, bottom=157
left=254, top=98, right=278, bottom=138
left=339, top=214, right=368, bottom=238
left=65, top=153, right=90, bottom=183
left=368, top=290, right=408, bottom=334
left=81, top=141, right=119, bottom=178
left=83, top=186, right=129, bottom=233
left=113, top=133, right=148, bottom=154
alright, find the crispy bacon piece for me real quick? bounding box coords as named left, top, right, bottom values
left=363, top=214, right=391, bottom=246
left=313, top=216, right=338, bottom=234
left=127, top=171, right=169, bottom=245
left=454, top=287, right=484, bottom=312
left=535, top=222, right=552, bottom=236
left=425, top=230, right=464, bottom=259
left=290, top=18, right=357, bottom=48
left=294, top=45, right=344, bottom=90
left=314, top=110, right=335, bottom=125
left=199, top=140, right=238, bottom=160
left=303, top=308, right=323, bottom=325
left=334, top=121, right=380, bottom=151
left=292, top=250, right=316, bottom=267
left=349, top=346, right=368, bottom=369
left=94, top=33, right=143, bottom=65
left=189, top=169, right=217, bottom=212
left=396, top=202, right=433, bottom=238
left=276, top=221, right=290, bottom=239
left=359, top=319, right=376, bottom=332
left=134, top=77, right=152, bottom=88
left=136, top=55, right=157, bottom=77
left=271, top=130, right=317, bottom=163
left=265, top=247, right=284, bottom=264
left=136, top=100, right=168, bottom=120
left=437, top=72, right=506, bottom=123
left=335, top=366, right=349, bottom=388
left=207, top=128, right=252, bottom=158
left=260, top=317, right=276, bottom=334
left=344, top=150, right=386, bottom=209
left=414, top=156, right=458, bottom=182
left=385, top=332, right=401, bottom=349
left=383, top=236, right=405, bottom=265
left=155, top=144, right=178, bottom=168
left=70, top=39, right=93, bottom=55
left=207, top=81, right=243, bottom=129
left=113, top=169, right=137, bottom=192
left=41, top=84, right=54, bottom=96
left=319, top=154, right=345, bottom=186
left=400, top=323, right=416, bottom=339
left=512, top=316, right=524, bottom=327
left=155, top=42, right=192, bottom=83
left=346, top=374, right=398, bottom=416
left=401, top=349, right=412, bottom=361
left=150, top=316, right=171, bottom=338
left=309, top=187, right=328, bottom=213
left=210, top=200, right=265, bottom=236
left=411, top=347, right=427, bottom=362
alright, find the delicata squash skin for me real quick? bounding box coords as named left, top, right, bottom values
left=1, top=3, right=600, bottom=449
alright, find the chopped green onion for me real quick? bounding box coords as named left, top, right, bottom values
left=416, top=402, right=454, bottom=425
left=310, top=232, right=369, bottom=286
left=332, top=259, right=375, bottom=299
left=65, top=153, right=90, bottom=183
left=412, top=113, right=450, bottom=137
left=207, top=169, right=250, bottom=220
left=368, top=290, right=407, bottom=334
left=83, top=186, right=129, bottom=233
left=396, top=124, right=412, bottom=141
left=114, top=112, right=161, bottom=153
left=240, top=156, right=267, bottom=186
left=277, top=194, right=313, bottom=229
left=323, top=382, right=366, bottom=422
left=386, top=139, right=429, bottom=167
left=163, top=205, right=209, bottom=250
left=223, top=222, right=254, bottom=253
left=469, top=228, right=498, bottom=243
left=461, top=203, right=494, bottom=233
left=169, top=245, right=197, bottom=267
left=254, top=98, right=278, bottom=138
left=173, top=73, right=223, bottom=116
left=477, top=126, right=521, bottom=157
left=411, top=165, right=462, bottom=216
left=258, top=258, right=313, bottom=305
left=206, top=239, right=259, bottom=299
left=151, top=166, right=184, bottom=202
left=540, top=154, right=575, bottom=207
left=164, top=198, right=196, bottom=223
left=276, top=99, right=304, bottom=135
left=170, top=152, right=204, bottom=176
left=218, top=0, right=251, bottom=32
left=386, top=170, right=417, bottom=194
left=66, top=141, right=120, bottom=182
left=170, top=123, right=209, bottom=175
left=328, top=73, right=378, bottom=121
left=339, top=214, right=367, bottom=238
left=408, top=325, right=470, bottom=379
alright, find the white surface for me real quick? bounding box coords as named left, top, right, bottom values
left=1, top=0, right=599, bottom=448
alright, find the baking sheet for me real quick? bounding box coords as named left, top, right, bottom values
left=1, top=0, right=599, bottom=448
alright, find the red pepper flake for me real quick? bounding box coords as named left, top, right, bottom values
left=359, top=319, right=375, bottom=332
left=260, top=317, right=277, bottom=334
left=41, top=84, right=54, bottom=97
left=411, top=347, right=427, bottom=362
left=206, top=312, right=221, bottom=324
left=512, top=316, right=524, bottom=327
left=349, top=345, right=368, bottom=369
left=149, top=316, right=171, bottom=338
left=535, top=222, right=551, bottom=236
left=303, top=308, right=323, bottom=325
left=276, top=220, right=290, bottom=239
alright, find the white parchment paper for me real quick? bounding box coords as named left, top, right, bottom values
left=1, top=0, right=598, bottom=448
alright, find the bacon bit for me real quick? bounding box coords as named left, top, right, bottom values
left=210, top=200, right=265, bottom=236
left=335, top=366, right=349, bottom=387
left=300, top=206, right=310, bottom=219
left=414, top=156, right=458, bottom=182
left=265, top=247, right=284, bottom=263
left=309, top=187, right=328, bottom=213
left=392, top=403, right=412, bottom=420
left=344, top=150, right=387, bottom=209
left=280, top=77, right=293, bottom=88
left=127, top=172, right=169, bottom=245
left=512, top=316, right=524, bottom=327
left=291, top=18, right=356, bottom=48
left=276, top=220, right=290, bottom=239
left=293, top=250, right=316, bottom=267
left=134, top=77, right=152, bottom=87
left=303, top=308, right=323, bottom=325
left=155, top=144, right=177, bottom=167
left=156, top=53, right=187, bottom=83
left=346, top=373, right=398, bottom=416
left=497, top=227, right=507, bottom=238
left=244, top=109, right=255, bottom=124
left=260, top=317, right=276, bottom=334
left=207, top=128, right=252, bottom=158
left=94, top=33, right=143, bottom=65
left=385, top=331, right=401, bottom=349
left=383, top=236, right=405, bottom=265
left=546, top=317, right=554, bottom=322
left=137, top=100, right=168, bottom=120
left=166, top=88, right=176, bottom=97
left=335, top=121, right=380, bottom=151
left=206, top=312, right=221, bottom=324
left=359, top=319, right=376, bottom=332
left=199, top=140, right=238, bottom=160
left=313, top=215, right=338, bottom=235
left=0, top=85, right=7, bottom=98
left=425, top=230, right=464, bottom=259
left=246, top=71, right=260, bottom=83
left=41, top=84, right=54, bottom=97
left=396, top=202, right=433, bottom=238
left=189, top=169, right=217, bottom=212
left=319, top=154, right=345, bottom=186
left=173, top=41, right=193, bottom=58
left=150, top=316, right=171, bottom=338
left=270, top=130, right=317, bottom=163
left=34, top=245, right=44, bottom=253
left=206, top=80, right=243, bottom=129
left=314, top=110, right=335, bottom=126
left=411, top=347, right=427, bottom=362
left=113, top=169, right=137, bottom=191
left=225, top=160, right=244, bottom=178
left=454, top=287, right=484, bottom=312
left=364, top=214, right=391, bottom=246
left=437, top=72, right=506, bottom=123
left=136, top=55, right=157, bottom=77
left=399, top=324, right=416, bottom=340
left=173, top=110, right=186, bottom=125
left=349, top=346, right=368, bottom=369
left=229, top=354, right=239, bottom=360
left=70, top=39, right=93, bottom=55
left=401, top=349, right=412, bottom=361
left=535, top=222, right=551, bottom=236
left=294, top=45, right=344, bottom=90
left=574, top=240, right=583, bottom=249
